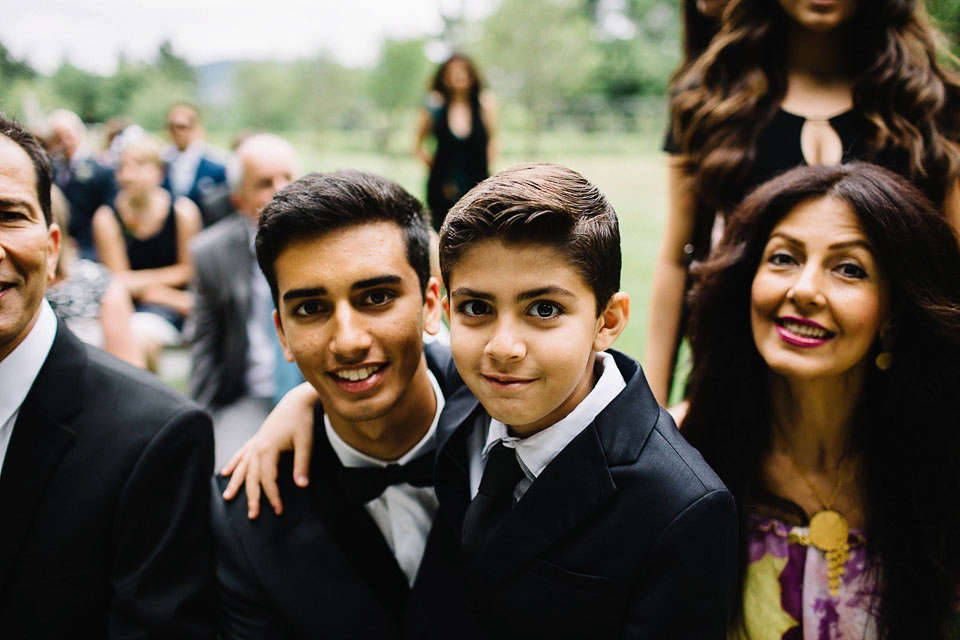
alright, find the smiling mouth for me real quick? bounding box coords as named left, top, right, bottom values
left=776, top=318, right=834, bottom=339
left=332, top=364, right=384, bottom=382
left=482, top=374, right=535, bottom=389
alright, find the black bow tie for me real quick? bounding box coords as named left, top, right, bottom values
left=336, top=450, right=435, bottom=505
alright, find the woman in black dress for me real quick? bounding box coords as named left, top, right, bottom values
left=414, top=53, right=497, bottom=231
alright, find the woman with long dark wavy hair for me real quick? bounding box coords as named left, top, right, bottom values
left=645, top=0, right=960, bottom=405
left=680, top=163, right=960, bottom=638
left=414, top=53, right=498, bottom=231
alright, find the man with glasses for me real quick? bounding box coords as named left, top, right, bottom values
left=163, top=102, right=228, bottom=226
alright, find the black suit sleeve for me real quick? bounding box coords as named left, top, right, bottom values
left=621, top=488, right=738, bottom=639
left=210, top=481, right=297, bottom=640
left=108, top=405, right=216, bottom=639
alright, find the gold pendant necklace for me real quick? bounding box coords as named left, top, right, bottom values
left=785, top=452, right=850, bottom=597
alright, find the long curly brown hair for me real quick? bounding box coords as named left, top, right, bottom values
left=683, top=163, right=960, bottom=638
left=671, top=0, right=960, bottom=212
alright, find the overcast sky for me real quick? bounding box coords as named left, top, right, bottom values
left=4, top=0, right=496, bottom=74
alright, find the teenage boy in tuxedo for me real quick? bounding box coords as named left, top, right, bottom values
left=210, top=170, right=458, bottom=639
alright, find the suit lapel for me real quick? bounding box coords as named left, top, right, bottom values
left=0, top=324, right=80, bottom=586
left=466, top=424, right=616, bottom=592
left=436, top=350, right=655, bottom=595
left=310, top=415, right=410, bottom=619
left=434, top=385, right=483, bottom=529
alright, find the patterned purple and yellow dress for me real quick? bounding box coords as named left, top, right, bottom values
left=733, top=515, right=878, bottom=640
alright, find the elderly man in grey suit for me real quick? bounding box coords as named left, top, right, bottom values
left=188, top=133, right=298, bottom=468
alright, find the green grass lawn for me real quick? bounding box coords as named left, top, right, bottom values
left=282, top=129, right=670, bottom=364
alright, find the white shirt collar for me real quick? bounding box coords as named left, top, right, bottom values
left=482, top=350, right=625, bottom=479
left=326, top=368, right=445, bottom=468
left=0, top=300, right=58, bottom=464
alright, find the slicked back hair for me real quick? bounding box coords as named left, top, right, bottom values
left=439, top=162, right=621, bottom=316
left=256, top=170, right=431, bottom=305
left=0, top=112, right=52, bottom=226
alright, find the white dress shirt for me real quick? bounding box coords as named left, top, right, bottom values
left=165, top=140, right=204, bottom=198
left=467, top=350, right=626, bottom=502
left=325, top=369, right=444, bottom=585
left=0, top=301, right=58, bottom=472
left=241, top=217, right=277, bottom=399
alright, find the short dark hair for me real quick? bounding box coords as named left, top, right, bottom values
left=439, top=162, right=621, bottom=315
left=256, top=170, right=431, bottom=305
left=0, top=112, right=52, bottom=226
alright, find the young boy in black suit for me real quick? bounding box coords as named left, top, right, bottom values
left=421, top=162, right=738, bottom=638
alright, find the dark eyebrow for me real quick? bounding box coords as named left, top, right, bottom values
left=516, top=286, right=576, bottom=303
left=352, top=275, right=402, bottom=291
left=449, top=287, right=493, bottom=301
left=281, top=275, right=403, bottom=302
left=0, top=197, right=38, bottom=213
left=769, top=232, right=873, bottom=253
left=449, top=286, right=576, bottom=303
left=283, top=286, right=326, bottom=301
left=828, top=240, right=873, bottom=252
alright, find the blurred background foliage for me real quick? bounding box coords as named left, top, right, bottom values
left=2, top=0, right=957, bottom=148
left=0, top=0, right=691, bottom=144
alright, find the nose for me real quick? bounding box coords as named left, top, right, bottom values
left=329, top=302, right=372, bottom=360
left=787, top=262, right=826, bottom=309
left=483, top=316, right=526, bottom=362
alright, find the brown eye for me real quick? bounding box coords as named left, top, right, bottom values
left=529, top=302, right=562, bottom=319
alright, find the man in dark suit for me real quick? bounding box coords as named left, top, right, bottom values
left=47, top=108, right=115, bottom=260
left=188, top=133, right=301, bottom=469
left=211, top=171, right=454, bottom=638
left=163, top=102, right=228, bottom=227
left=0, top=112, right=215, bottom=638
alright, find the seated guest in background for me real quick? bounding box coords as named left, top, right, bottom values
left=92, top=135, right=201, bottom=371
left=46, top=108, right=115, bottom=261
left=0, top=112, right=214, bottom=637
left=680, top=163, right=960, bottom=638
left=46, top=185, right=145, bottom=367
left=188, top=133, right=300, bottom=469
left=163, top=102, right=228, bottom=227
left=211, top=170, right=454, bottom=638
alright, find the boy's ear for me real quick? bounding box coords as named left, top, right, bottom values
left=441, top=294, right=451, bottom=323
left=422, top=277, right=442, bottom=335
left=273, top=309, right=295, bottom=363
left=593, top=291, right=629, bottom=352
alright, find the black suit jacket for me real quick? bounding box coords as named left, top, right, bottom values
left=421, top=349, right=738, bottom=639
left=0, top=322, right=215, bottom=638
left=211, top=343, right=460, bottom=639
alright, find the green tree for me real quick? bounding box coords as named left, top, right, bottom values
left=368, top=38, right=431, bottom=152
left=477, top=0, right=599, bottom=149
left=0, top=42, right=35, bottom=82
left=155, top=40, right=195, bottom=87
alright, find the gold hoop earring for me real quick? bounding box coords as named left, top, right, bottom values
left=875, top=351, right=894, bottom=371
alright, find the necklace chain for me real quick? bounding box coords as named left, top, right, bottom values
left=782, top=449, right=843, bottom=511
